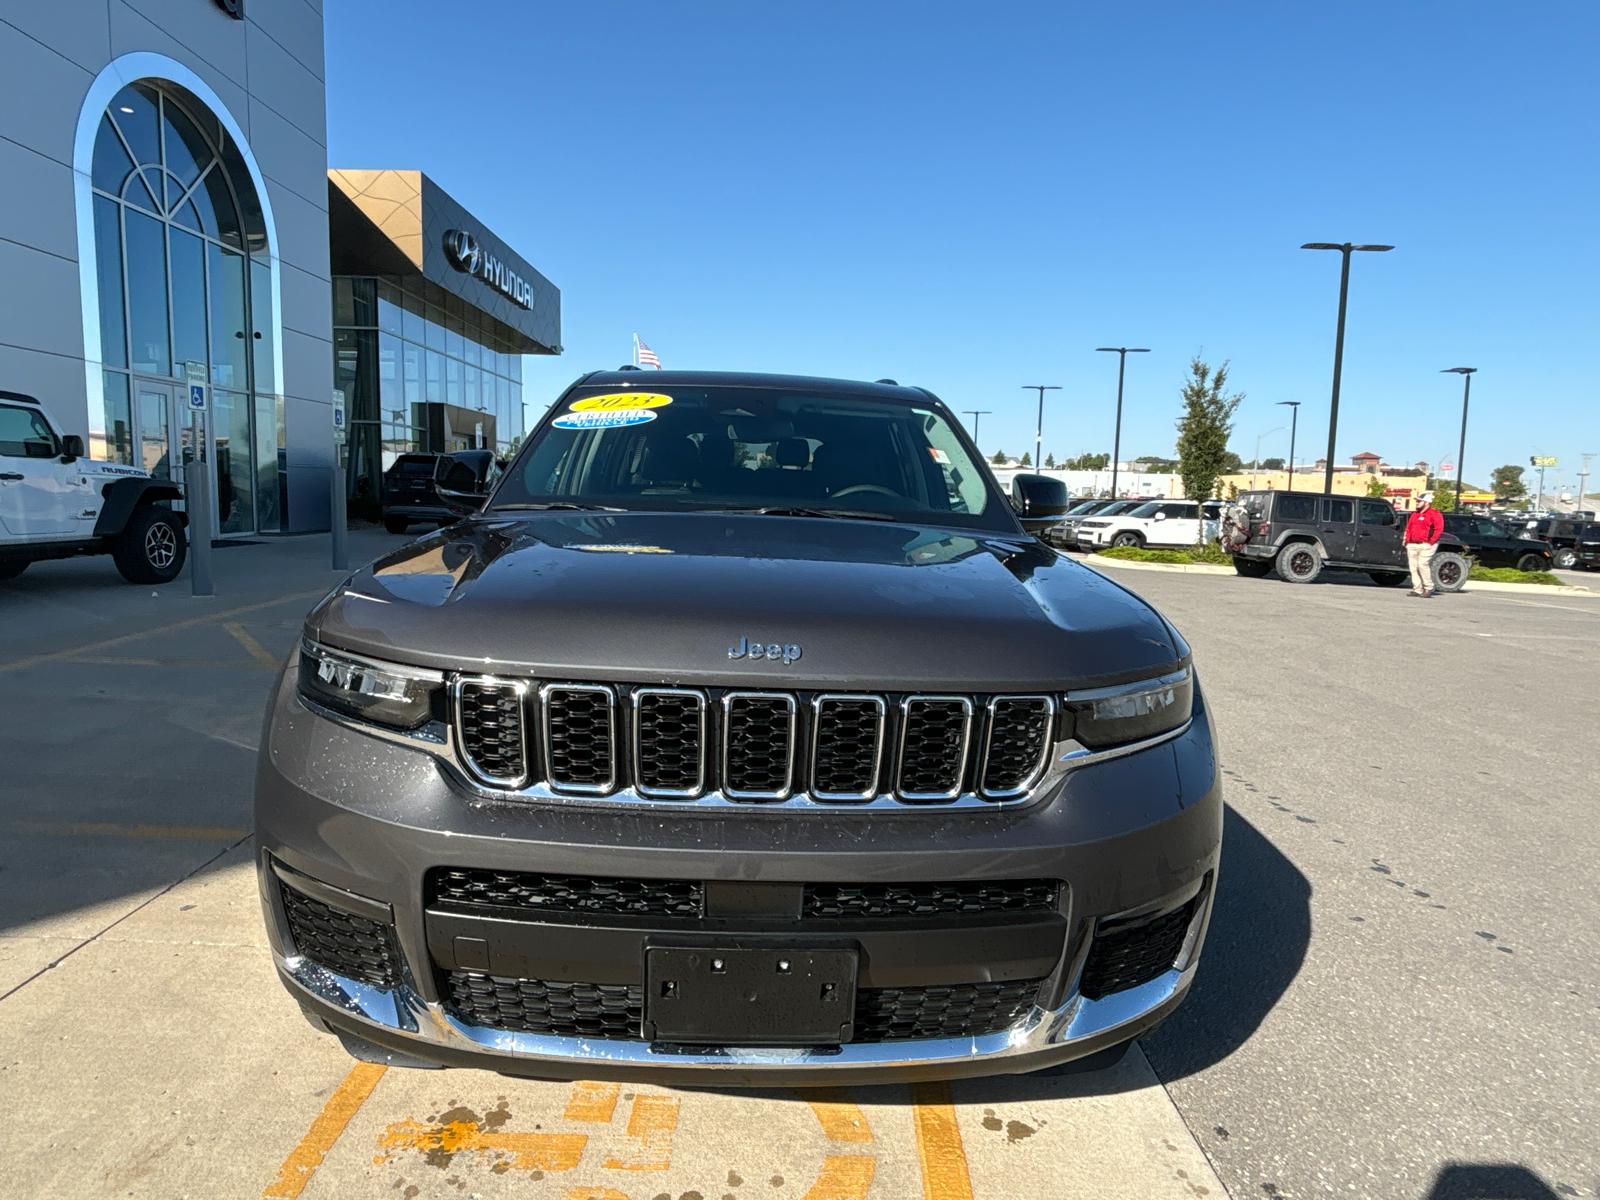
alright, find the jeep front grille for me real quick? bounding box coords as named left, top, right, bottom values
left=542, top=684, right=616, bottom=793
left=449, top=683, right=1060, bottom=807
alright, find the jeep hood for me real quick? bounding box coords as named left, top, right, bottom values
left=307, top=513, right=1185, bottom=691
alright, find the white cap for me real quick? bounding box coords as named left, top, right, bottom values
left=1419, top=491, right=1434, bottom=504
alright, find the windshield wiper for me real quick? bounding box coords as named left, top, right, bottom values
left=492, top=502, right=627, bottom=512
left=710, top=506, right=901, bottom=522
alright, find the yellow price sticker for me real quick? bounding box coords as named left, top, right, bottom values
left=570, top=393, right=673, bottom=412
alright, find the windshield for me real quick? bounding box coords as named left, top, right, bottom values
left=1066, top=500, right=1104, bottom=515
left=492, top=384, right=1011, bottom=530
left=1128, top=502, right=1164, bottom=518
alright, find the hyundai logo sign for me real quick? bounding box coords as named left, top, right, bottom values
left=442, top=229, right=532, bottom=309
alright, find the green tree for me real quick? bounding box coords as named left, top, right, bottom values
left=1175, top=357, right=1244, bottom=507
left=1019, top=452, right=1032, bottom=467
left=1044, top=452, right=1057, bottom=469
left=1366, top=475, right=1388, bottom=498
left=1492, top=464, right=1527, bottom=501
left=1431, top=485, right=1457, bottom=513
left=1260, top=456, right=1285, bottom=470
left=991, top=450, right=1007, bottom=466
left=1065, top=452, right=1110, bottom=470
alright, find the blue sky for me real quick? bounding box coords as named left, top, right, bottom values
left=326, top=1, right=1600, bottom=492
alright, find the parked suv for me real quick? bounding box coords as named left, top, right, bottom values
left=1047, top=499, right=1146, bottom=551
left=257, top=370, right=1221, bottom=1083
left=1512, top=516, right=1591, bottom=569
left=1077, top=500, right=1223, bottom=551
left=1439, top=515, right=1554, bottom=573
left=1222, top=490, right=1471, bottom=588
left=1574, top=524, right=1600, bottom=571
left=0, top=390, right=188, bottom=583
left=381, top=454, right=448, bottom=535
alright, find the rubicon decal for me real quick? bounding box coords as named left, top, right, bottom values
left=728, top=637, right=803, bottom=664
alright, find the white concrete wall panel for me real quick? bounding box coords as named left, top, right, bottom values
left=247, top=1, right=326, bottom=82
left=281, top=328, right=334, bottom=421
left=0, top=6, right=112, bottom=75
left=0, top=346, right=94, bottom=434
left=247, top=100, right=331, bottom=214
left=112, top=0, right=249, bottom=91
left=0, top=138, right=79, bottom=264
left=277, top=260, right=333, bottom=345
left=0, top=240, right=87, bottom=362
left=0, top=21, right=96, bottom=165
left=245, top=26, right=327, bottom=139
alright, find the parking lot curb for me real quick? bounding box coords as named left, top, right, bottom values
left=1081, top=554, right=1597, bottom=593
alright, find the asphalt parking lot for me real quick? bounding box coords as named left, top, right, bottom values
left=1, top=538, right=1595, bottom=1199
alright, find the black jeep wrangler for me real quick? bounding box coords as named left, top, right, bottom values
left=1221, top=490, right=1470, bottom=590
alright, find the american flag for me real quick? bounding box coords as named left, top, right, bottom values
left=635, top=335, right=662, bottom=369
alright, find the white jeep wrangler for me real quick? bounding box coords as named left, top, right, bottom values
left=0, top=390, right=188, bottom=584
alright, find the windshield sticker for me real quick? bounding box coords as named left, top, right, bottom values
left=552, top=409, right=659, bottom=430
left=569, top=393, right=673, bottom=412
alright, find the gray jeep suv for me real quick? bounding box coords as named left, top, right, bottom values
left=255, top=371, right=1220, bottom=1084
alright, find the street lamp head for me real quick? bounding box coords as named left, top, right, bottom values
left=1301, top=243, right=1344, bottom=250
left=1095, top=347, right=1150, bottom=353
left=1441, top=366, right=1477, bottom=375
left=1021, top=384, right=1061, bottom=390
left=1353, top=245, right=1394, bottom=252
left=1276, top=400, right=1301, bottom=408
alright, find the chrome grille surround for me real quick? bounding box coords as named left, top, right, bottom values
left=632, top=688, right=708, bottom=799
left=894, top=696, right=974, bottom=802
left=721, top=691, right=797, bottom=800
left=540, top=684, right=617, bottom=795
left=809, top=694, right=887, bottom=801
left=978, top=695, right=1055, bottom=799
left=453, top=676, right=531, bottom=789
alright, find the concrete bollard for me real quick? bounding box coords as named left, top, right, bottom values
left=185, top=459, right=214, bottom=597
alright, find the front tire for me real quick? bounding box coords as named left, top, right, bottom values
left=1431, top=551, right=1468, bottom=592
left=112, top=506, right=186, bottom=584
left=1276, top=542, right=1322, bottom=583
left=1233, top=556, right=1272, bottom=577
left=1369, top=571, right=1408, bottom=587
left=1515, top=552, right=1548, bottom=573
left=1111, top=531, right=1144, bottom=549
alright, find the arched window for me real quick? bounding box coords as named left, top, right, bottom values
left=91, top=80, right=277, bottom=534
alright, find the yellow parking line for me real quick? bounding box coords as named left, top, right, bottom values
left=10, top=820, right=250, bottom=841
left=225, top=621, right=283, bottom=669
left=565, top=1079, right=622, bottom=1123
left=263, top=1062, right=387, bottom=1198
left=803, top=1088, right=875, bottom=1143
left=800, top=1155, right=877, bottom=1200
left=0, top=589, right=323, bottom=674
left=563, top=1190, right=634, bottom=1200
left=377, top=1119, right=588, bottom=1172
left=601, top=1093, right=679, bottom=1171
left=910, top=1080, right=975, bottom=1200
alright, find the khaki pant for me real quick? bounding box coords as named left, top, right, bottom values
left=1407, top=541, right=1437, bottom=592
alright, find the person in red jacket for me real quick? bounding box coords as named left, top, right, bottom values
left=1405, top=492, right=1445, bottom=596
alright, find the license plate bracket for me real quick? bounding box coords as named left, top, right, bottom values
left=643, top=944, right=857, bottom=1045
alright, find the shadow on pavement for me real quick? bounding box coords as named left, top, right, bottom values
left=1140, top=803, right=1311, bottom=1083
left=1425, top=1163, right=1565, bottom=1200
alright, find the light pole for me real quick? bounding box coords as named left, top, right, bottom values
left=1440, top=367, right=1477, bottom=509
left=1021, top=385, right=1061, bottom=470
left=1579, top=452, right=1596, bottom=516
left=1302, top=242, right=1394, bottom=492
left=1277, top=401, right=1301, bottom=490
left=962, top=410, right=991, bottom=447
left=1095, top=348, right=1149, bottom=500
left=1251, top=427, right=1287, bottom=490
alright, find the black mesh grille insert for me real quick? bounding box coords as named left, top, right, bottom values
left=635, top=691, right=705, bottom=796
left=897, top=699, right=971, bottom=797
left=280, top=883, right=399, bottom=990
left=723, top=695, right=794, bottom=796
left=457, top=681, right=527, bottom=783
left=429, top=868, right=704, bottom=918
left=447, top=972, right=642, bottom=1038
left=1078, top=894, right=1200, bottom=1000
left=545, top=686, right=615, bottom=790
left=853, top=978, right=1043, bottom=1041
left=803, top=880, right=1057, bottom=920
left=981, top=697, right=1053, bottom=794
left=811, top=698, right=884, bottom=799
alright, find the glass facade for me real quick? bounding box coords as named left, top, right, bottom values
left=333, top=276, right=525, bottom=518
left=90, top=81, right=282, bottom=535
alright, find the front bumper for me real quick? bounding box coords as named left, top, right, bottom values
left=255, top=665, right=1222, bottom=1084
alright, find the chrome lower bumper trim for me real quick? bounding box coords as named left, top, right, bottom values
left=279, top=949, right=1195, bottom=1073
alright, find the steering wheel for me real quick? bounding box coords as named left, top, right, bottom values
left=832, top=484, right=900, bottom=498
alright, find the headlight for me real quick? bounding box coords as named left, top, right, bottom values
left=297, top=638, right=444, bottom=730
left=1063, top=667, right=1192, bottom=749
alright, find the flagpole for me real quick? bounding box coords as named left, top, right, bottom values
left=632, top=333, right=639, bottom=368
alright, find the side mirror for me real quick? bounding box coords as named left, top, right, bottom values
left=1153, top=511, right=1167, bottom=521
left=435, top=486, right=487, bottom=515
left=1010, top=473, right=1070, bottom=534
left=61, top=434, right=84, bottom=462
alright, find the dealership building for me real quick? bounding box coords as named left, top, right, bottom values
left=0, top=0, right=559, bottom=536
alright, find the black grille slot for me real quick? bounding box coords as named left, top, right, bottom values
left=981, top=697, right=1054, bottom=796
left=811, top=696, right=885, bottom=800
left=456, top=680, right=528, bottom=785
left=428, top=868, right=704, bottom=919
left=634, top=690, right=706, bottom=797
left=804, top=880, right=1057, bottom=919
left=543, top=685, right=615, bottom=792
left=447, top=972, right=642, bottom=1038
left=896, top=697, right=972, bottom=799
left=722, top=693, right=795, bottom=798
left=1079, top=894, right=1201, bottom=1000
left=280, top=883, right=399, bottom=990
left=852, top=978, right=1043, bottom=1041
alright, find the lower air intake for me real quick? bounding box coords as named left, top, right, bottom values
left=281, top=883, right=399, bottom=991
left=852, top=978, right=1043, bottom=1041
left=1078, top=893, right=1201, bottom=1000
left=447, top=972, right=643, bottom=1038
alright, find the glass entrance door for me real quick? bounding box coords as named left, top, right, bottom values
left=135, top=382, right=209, bottom=534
